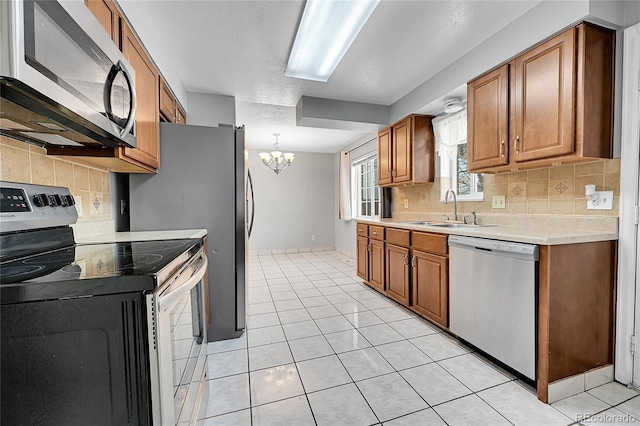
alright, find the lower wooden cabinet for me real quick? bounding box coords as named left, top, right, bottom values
left=356, top=236, right=369, bottom=281
left=368, top=239, right=385, bottom=293
left=410, top=250, right=448, bottom=328
left=386, top=244, right=410, bottom=305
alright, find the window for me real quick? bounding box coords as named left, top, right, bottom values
left=352, top=154, right=380, bottom=218
left=434, top=108, right=483, bottom=202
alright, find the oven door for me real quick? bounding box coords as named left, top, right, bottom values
left=148, top=249, right=208, bottom=425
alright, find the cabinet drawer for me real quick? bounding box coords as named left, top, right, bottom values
left=411, top=231, right=447, bottom=255
left=357, top=224, right=368, bottom=237
left=369, top=226, right=385, bottom=241
left=386, top=228, right=410, bottom=247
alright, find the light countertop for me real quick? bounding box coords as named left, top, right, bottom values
left=356, top=218, right=617, bottom=245
left=75, top=229, right=207, bottom=244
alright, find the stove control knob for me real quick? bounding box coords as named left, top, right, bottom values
left=33, top=194, right=50, bottom=207
left=49, top=194, right=62, bottom=207
left=65, top=195, right=76, bottom=206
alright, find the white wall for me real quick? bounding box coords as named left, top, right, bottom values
left=186, top=92, right=236, bottom=127
left=249, top=149, right=335, bottom=252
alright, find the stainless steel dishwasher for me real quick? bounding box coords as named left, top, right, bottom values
left=448, top=235, right=539, bottom=380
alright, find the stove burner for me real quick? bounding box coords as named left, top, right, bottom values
left=0, top=265, right=44, bottom=280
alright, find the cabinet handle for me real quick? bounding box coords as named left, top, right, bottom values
left=368, top=243, right=372, bottom=252
left=373, top=231, right=378, bottom=235
left=411, top=256, right=416, bottom=268
left=500, top=140, right=505, bottom=158
left=403, top=253, right=409, bottom=266
left=514, top=136, right=520, bottom=154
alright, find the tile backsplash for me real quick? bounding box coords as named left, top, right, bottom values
left=393, top=159, right=620, bottom=218
left=0, top=136, right=111, bottom=221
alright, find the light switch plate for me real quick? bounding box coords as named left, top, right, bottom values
left=492, top=195, right=506, bottom=209
left=587, top=191, right=614, bottom=210
left=404, top=199, right=409, bottom=209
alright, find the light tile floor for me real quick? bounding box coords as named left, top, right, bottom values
left=199, top=251, right=640, bottom=426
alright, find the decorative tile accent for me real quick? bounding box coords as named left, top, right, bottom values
left=554, top=182, right=569, bottom=194
left=511, top=185, right=524, bottom=196
left=92, top=197, right=101, bottom=211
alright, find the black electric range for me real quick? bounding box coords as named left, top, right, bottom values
left=1, top=237, right=202, bottom=303
left=1, top=181, right=208, bottom=425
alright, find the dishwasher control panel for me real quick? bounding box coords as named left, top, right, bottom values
left=448, top=235, right=539, bottom=261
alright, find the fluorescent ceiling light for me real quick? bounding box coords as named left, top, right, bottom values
left=285, top=0, right=380, bottom=82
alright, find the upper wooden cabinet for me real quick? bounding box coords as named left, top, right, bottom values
left=84, top=0, right=120, bottom=47
left=120, top=21, right=160, bottom=171
left=50, top=0, right=187, bottom=172
left=176, top=105, right=187, bottom=125
left=378, top=114, right=435, bottom=186
left=159, top=77, right=177, bottom=123
left=378, top=128, right=392, bottom=185
left=467, top=65, right=509, bottom=170
left=159, top=77, right=187, bottom=124
left=468, top=23, right=614, bottom=173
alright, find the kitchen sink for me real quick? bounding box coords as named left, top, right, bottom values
left=401, top=221, right=434, bottom=225
left=429, top=223, right=498, bottom=228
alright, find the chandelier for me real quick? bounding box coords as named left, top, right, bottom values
left=258, top=133, right=295, bottom=175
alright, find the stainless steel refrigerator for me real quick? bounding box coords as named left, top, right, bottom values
left=129, top=122, right=253, bottom=342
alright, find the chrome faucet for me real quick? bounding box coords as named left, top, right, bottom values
left=463, top=211, right=477, bottom=225
left=444, top=189, right=458, bottom=221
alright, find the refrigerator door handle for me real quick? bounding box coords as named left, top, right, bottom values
left=246, top=169, right=255, bottom=238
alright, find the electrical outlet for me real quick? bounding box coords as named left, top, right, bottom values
left=587, top=191, right=614, bottom=210
left=404, top=199, right=409, bottom=209
left=492, top=195, right=506, bottom=209
left=311, top=235, right=316, bottom=241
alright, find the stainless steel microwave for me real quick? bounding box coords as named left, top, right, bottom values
left=0, top=0, right=136, bottom=149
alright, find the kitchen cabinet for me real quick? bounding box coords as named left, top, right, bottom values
left=159, top=77, right=177, bottom=122
left=50, top=0, right=160, bottom=172
left=176, top=105, right=187, bottom=125
left=356, top=224, right=385, bottom=292
left=368, top=226, right=385, bottom=293
left=385, top=228, right=411, bottom=306
left=378, top=114, right=435, bottom=186
left=378, top=128, right=392, bottom=185
left=159, top=77, right=187, bottom=124
left=356, top=224, right=369, bottom=281
left=119, top=21, right=160, bottom=171
left=467, top=65, right=509, bottom=170
left=84, top=0, right=120, bottom=47
left=355, top=222, right=449, bottom=329
left=410, top=232, right=448, bottom=328
left=537, top=240, right=616, bottom=403
left=468, top=22, right=614, bottom=173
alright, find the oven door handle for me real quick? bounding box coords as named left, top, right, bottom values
left=157, top=252, right=207, bottom=312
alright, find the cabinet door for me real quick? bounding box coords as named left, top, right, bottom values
left=511, top=28, right=576, bottom=162
left=84, top=0, right=120, bottom=47
left=356, top=236, right=369, bottom=281
left=386, top=244, right=410, bottom=306
left=468, top=65, right=509, bottom=171
left=378, top=128, right=392, bottom=185
left=176, top=106, right=187, bottom=125
left=369, top=239, right=385, bottom=293
left=159, top=77, right=176, bottom=123
left=411, top=250, right=448, bottom=327
left=392, top=117, right=412, bottom=184
left=120, top=22, right=160, bottom=170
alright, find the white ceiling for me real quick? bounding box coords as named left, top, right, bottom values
left=119, top=0, right=542, bottom=153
